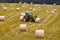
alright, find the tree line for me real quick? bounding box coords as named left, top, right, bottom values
left=0, top=0, right=60, bottom=4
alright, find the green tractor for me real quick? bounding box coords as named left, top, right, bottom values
left=23, top=12, right=37, bottom=22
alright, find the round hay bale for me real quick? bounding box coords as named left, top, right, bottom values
left=46, top=10, right=49, bottom=13
left=38, top=7, right=41, bottom=9
left=32, top=8, right=36, bottom=11
left=37, top=5, right=40, bottom=7
left=24, top=2, right=26, bottom=4
left=35, top=18, right=42, bottom=23
left=43, top=3, right=46, bottom=5
left=22, top=6, right=25, bottom=8
left=19, top=2, right=21, bottom=4
left=20, top=16, right=24, bottom=21
left=54, top=3, right=56, bottom=5
left=9, top=4, right=12, bottom=7
left=0, top=16, right=5, bottom=21
left=21, top=13, right=25, bottom=16
left=16, top=8, right=20, bottom=11
left=29, top=7, right=32, bottom=10
left=31, top=2, right=33, bottom=4
left=19, top=24, right=27, bottom=31
left=3, top=7, right=7, bottom=10
left=51, top=11, right=56, bottom=14
left=53, top=9, right=56, bottom=12
left=35, top=30, right=44, bottom=38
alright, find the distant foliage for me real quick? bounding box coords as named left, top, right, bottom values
left=0, top=0, right=60, bottom=4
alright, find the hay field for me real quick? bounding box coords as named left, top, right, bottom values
left=0, top=3, right=60, bottom=40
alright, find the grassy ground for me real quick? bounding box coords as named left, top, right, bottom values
left=0, top=3, right=60, bottom=40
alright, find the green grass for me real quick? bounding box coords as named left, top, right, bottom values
left=0, top=3, right=60, bottom=40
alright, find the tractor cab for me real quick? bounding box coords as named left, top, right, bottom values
left=24, top=12, right=37, bottom=22
left=25, top=12, right=33, bottom=16
left=24, top=12, right=33, bottom=22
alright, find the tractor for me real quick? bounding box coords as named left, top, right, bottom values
left=20, top=12, right=37, bottom=22
left=20, top=12, right=42, bottom=23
